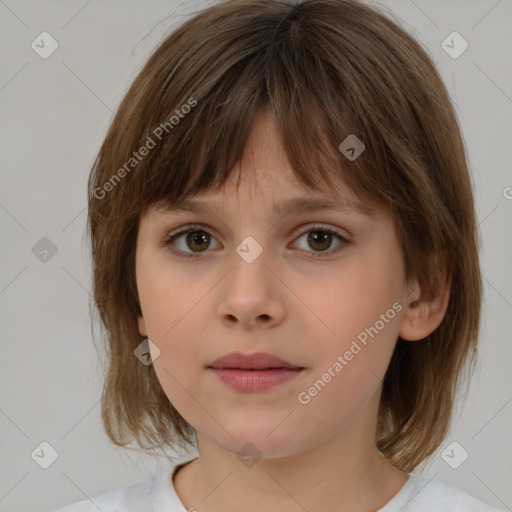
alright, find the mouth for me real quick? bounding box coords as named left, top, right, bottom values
left=207, top=351, right=303, bottom=371
left=207, top=367, right=304, bottom=392
left=210, top=367, right=304, bottom=371
left=206, top=352, right=305, bottom=392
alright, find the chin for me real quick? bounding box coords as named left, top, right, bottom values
left=207, top=424, right=308, bottom=463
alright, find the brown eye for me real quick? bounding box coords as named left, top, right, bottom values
left=292, top=224, right=348, bottom=259
left=307, top=230, right=333, bottom=252
left=184, top=231, right=210, bottom=252
left=164, top=223, right=348, bottom=260
left=164, top=224, right=221, bottom=258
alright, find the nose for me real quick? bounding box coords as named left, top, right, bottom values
left=217, top=245, right=286, bottom=330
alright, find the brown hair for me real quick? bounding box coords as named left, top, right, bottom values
left=87, top=0, right=482, bottom=471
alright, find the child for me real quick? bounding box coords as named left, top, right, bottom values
left=54, top=0, right=506, bottom=510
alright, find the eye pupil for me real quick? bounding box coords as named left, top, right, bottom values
left=187, top=231, right=210, bottom=251
left=308, top=231, right=331, bottom=251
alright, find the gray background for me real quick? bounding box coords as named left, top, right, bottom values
left=0, top=1, right=511, bottom=511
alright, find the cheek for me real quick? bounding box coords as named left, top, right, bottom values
left=305, top=250, right=402, bottom=339
left=136, top=256, right=208, bottom=373
left=139, top=266, right=214, bottom=411
left=296, top=280, right=401, bottom=424
left=299, top=245, right=404, bottom=386
left=137, top=253, right=210, bottom=337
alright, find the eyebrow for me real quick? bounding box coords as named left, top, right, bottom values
left=151, top=196, right=374, bottom=219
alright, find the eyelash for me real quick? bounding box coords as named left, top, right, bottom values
left=163, top=223, right=349, bottom=260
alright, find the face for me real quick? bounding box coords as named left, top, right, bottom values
left=135, top=107, right=415, bottom=460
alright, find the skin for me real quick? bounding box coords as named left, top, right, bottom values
left=135, top=106, right=451, bottom=512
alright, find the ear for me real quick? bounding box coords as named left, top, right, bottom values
left=399, top=257, right=452, bottom=341
left=138, top=315, right=148, bottom=337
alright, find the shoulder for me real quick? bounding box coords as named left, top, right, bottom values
left=51, top=469, right=174, bottom=512
left=400, top=474, right=506, bottom=512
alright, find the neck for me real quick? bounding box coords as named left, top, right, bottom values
left=174, top=427, right=408, bottom=512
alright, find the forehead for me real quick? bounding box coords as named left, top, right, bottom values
left=149, top=194, right=375, bottom=220
left=146, top=104, right=380, bottom=222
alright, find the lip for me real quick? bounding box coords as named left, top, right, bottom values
left=209, top=368, right=304, bottom=392
left=207, top=352, right=304, bottom=393
left=207, top=351, right=301, bottom=370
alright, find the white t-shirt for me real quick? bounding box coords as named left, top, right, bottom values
left=53, top=457, right=506, bottom=512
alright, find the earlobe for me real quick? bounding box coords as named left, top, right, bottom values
left=138, top=315, right=148, bottom=337
left=399, top=265, right=452, bottom=342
